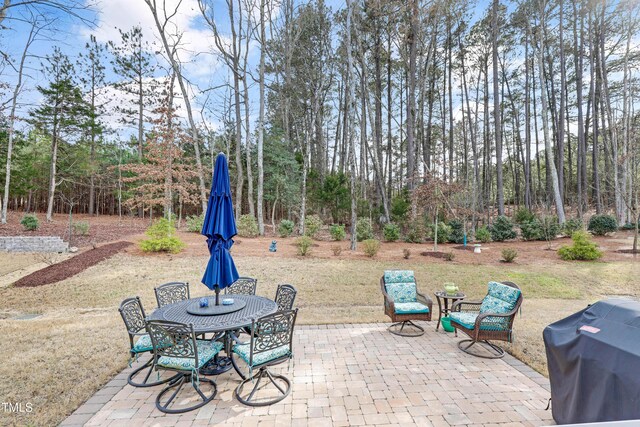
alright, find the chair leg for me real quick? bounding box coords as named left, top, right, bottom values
left=457, top=339, right=505, bottom=359
left=128, top=357, right=179, bottom=388
left=235, top=367, right=291, bottom=407
left=388, top=320, right=425, bottom=337
left=155, top=373, right=217, bottom=414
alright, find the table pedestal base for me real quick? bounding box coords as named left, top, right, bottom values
left=200, top=354, right=233, bottom=375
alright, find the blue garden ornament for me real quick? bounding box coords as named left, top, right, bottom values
left=201, top=153, right=239, bottom=305
left=269, top=240, right=277, bottom=252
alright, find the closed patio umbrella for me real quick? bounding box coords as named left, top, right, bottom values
left=201, top=153, right=239, bottom=305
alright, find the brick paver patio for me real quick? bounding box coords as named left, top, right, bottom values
left=62, top=324, right=554, bottom=426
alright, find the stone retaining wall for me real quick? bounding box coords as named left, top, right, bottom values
left=0, top=236, right=69, bottom=253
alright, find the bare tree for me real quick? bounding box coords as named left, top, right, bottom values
left=143, top=0, right=208, bottom=212
left=198, top=0, right=246, bottom=220
left=1, top=12, right=44, bottom=224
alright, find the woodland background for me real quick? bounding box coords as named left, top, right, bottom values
left=1, top=0, right=639, bottom=243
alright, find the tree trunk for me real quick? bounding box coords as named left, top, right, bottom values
left=537, top=0, right=566, bottom=223
left=492, top=0, right=504, bottom=215
left=257, top=0, right=266, bottom=235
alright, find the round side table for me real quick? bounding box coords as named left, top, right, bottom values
left=434, top=291, right=466, bottom=331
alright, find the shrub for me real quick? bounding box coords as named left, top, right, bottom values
left=362, top=239, right=381, bottom=257
left=356, top=218, right=374, bottom=242
left=304, top=214, right=323, bottom=238
left=140, top=218, right=185, bottom=253
left=278, top=219, right=295, bottom=237
left=588, top=214, right=618, bottom=236
left=428, top=222, right=451, bottom=244
left=562, top=218, right=583, bottom=236
left=72, top=221, right=90, bottom=236
left=383, top=223, right=401, bottom=242
left=519, top=220, right=542, bottom=241
left=185, top=213, right=204, bottom=232
left=237, top=214, right=259, bottom=237
left=329, top=224, right=346, bottom=241
left=514, top=208, right=536, bottom=224
left=390, top=190, right=411, bottom=223
left=20, top=214, right=39, bottom=231
left=620, top=221, right=639, bottom=231
left=539, top=216, right=561, bottom=242
left=447, top=219, right=465, bottom=244
left=444, top=252, right=455, bottom=262
left=558, top=231, right=603, bottom=261
left=404, top=219, right=425, bottom=243
left=295, top=236, right=313, bottom=256
left=490, top=215, right=517, bottom=242
left=403, top=248, right=411, bottom=259
left=474, top=226, right=492, bottom=243
left=501, top=248, right=518, bottom=263
left=331, top=245, right=342, bottom=256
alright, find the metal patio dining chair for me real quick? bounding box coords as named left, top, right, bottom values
left=146, top=320, right=223, bottom=413
left=450, top=281, right=523, bottom=359
left=154, top=282, right=190, bottom=308
left=232, top=309, right=298, bottom=406
left=118, top=297, right=179, bottom=387
left=274, top=284, right=297, bottom=311
left=225, top=277, right=258, bottom=295
left=380, top=270, right=432, bottom=337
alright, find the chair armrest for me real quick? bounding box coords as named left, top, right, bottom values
left=416, top=291, right=433, bottom=310
left=451, top=300, right=482, bottom=312
left=474, top=306, right=519, bottom=329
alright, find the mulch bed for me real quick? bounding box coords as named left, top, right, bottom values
left=13, top=241, right=132, bottom=288
left=452, top=245, right=475, bottom=251
left=617, top=249, right=640, bottom=254
left=420, top=251, right=448, bottom=259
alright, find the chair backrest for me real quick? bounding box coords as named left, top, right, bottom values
left=225, top=277, right=257, bottom=295
left=382, top=270, right=417, bottom=303
left=155, top=282, right=190, bottom=308
left=275, top=284, right=297, bottom=311
left=479, top=281, right=522, bottom=315
left=119, top=297, right=146, bottom=337
left=249, top=309, right=298, bottom=366
left=146, top=320, right=199, bottom=369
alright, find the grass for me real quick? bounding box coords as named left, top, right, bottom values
left=0, top=251, right=638, bottom=426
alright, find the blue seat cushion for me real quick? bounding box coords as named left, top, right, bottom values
left=385, top=282, right=417, bottom=303
left=132, top=334, right=154, bottom=353
left=394, top=302, right=429, bottom=314
left=233, top=343, right=291, bottom=367
left=157, top=340, right=223, bottom=371
left=450, top=312, right=508, bottom=331
left=384, top=270, right=415, bottom=284
left=479, top=282, right=521, bottom=315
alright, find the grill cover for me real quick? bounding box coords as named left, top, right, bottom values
left=543, top=299, right=640, bottom=424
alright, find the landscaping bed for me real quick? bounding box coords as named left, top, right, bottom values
left=13, top=241, right=132, bottom=287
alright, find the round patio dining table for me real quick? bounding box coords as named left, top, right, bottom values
left=148, top=294, right=278, bottom=334
left=147, top=294, right=278, bottom=377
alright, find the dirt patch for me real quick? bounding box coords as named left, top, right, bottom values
left=421, top=251, right=449, bottom=259
left=13, top=241, right=132, bottom=287
left=0, top=211, right=149, bottom=248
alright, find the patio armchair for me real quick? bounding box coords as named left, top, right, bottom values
left=225, top=277, right=258, bottom=295
left=232, top=309, right=298, bottom=406
left=381, top=270, right=432, bottom=337
left=118, top=297, right=179, bottom=387
left=450, top=281, right=523, bottom=359
left=146, top=320, right=223, bottom=413
left=154, top=282, right=190, bottom=308
left=274, top=284, right=297, bottom=311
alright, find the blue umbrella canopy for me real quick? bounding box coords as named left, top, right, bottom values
left=201, top=153, right=239, bottom=300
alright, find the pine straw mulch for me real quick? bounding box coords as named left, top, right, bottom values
left=13, top=241, right=132, bottom=287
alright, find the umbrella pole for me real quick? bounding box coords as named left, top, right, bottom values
left=215, top=285, right=220, bottom=306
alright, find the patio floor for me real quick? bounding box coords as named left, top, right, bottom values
left=62, top=324, right=554, bottom=426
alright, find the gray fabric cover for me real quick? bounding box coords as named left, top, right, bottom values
left=543, top=299, right=640, bottom=425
